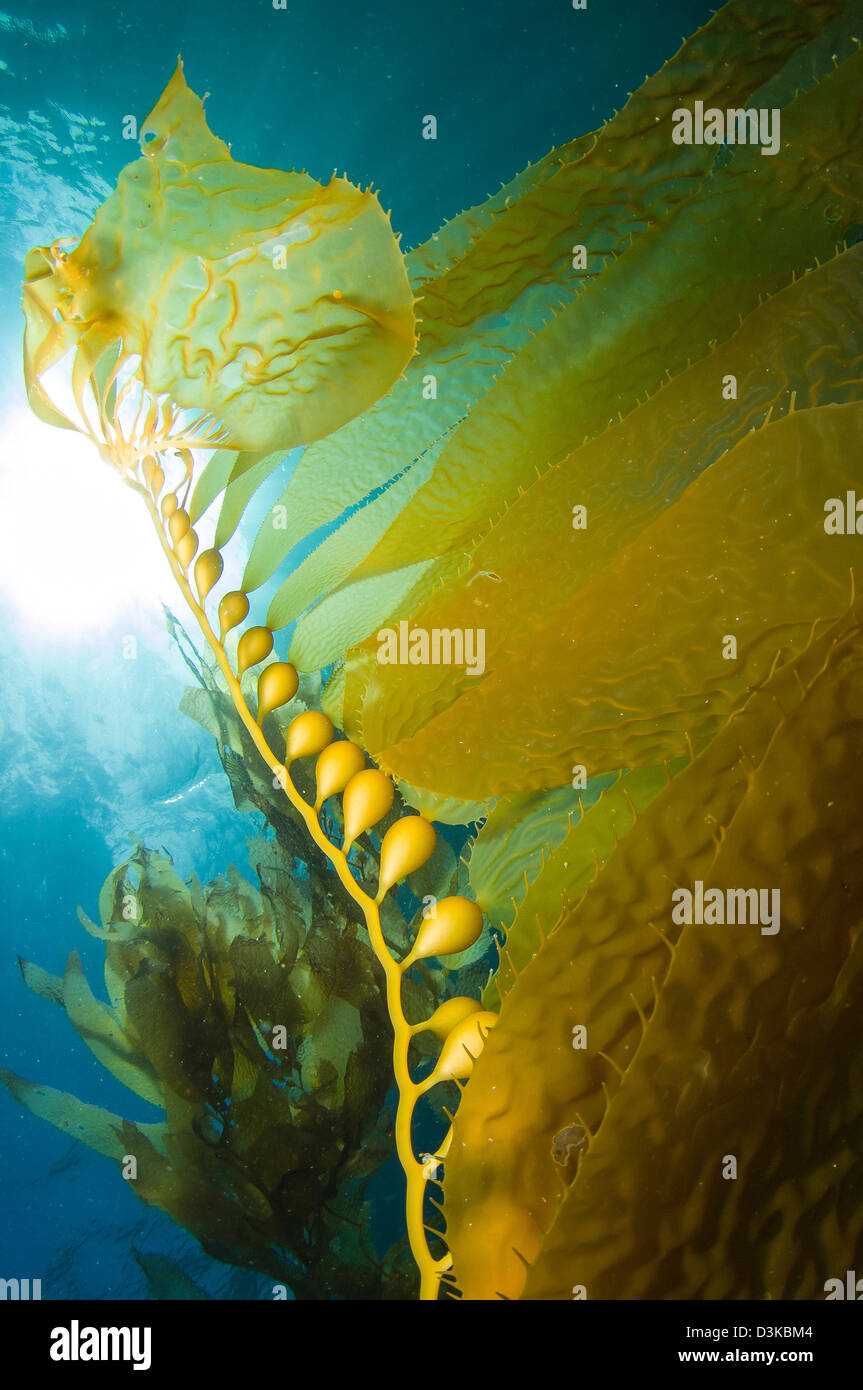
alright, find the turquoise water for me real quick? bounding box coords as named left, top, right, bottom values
left=0, top=0, right=716, bottom=1299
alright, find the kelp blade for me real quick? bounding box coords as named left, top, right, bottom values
left=443, top=600, right=863, bottom=1299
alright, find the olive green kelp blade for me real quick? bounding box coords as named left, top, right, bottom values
left=17, top=950, right=165, bottom=1108
left=2, top=844, right=426, bottom=1299
left=133, top=1250, right=211, bottom=1301
left=442, top=598, right=863, bottom=1300
left=0, top=1070, right=168, bottom=1162
left=242, top=0, right=845, bottom=611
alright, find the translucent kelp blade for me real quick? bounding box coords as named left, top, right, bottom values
left=239, top=0, right=839, bottom=596
left=411, top=0, right=848, bottom=340
left=288, top=53, right=863, bottom=674
left=443, top=599, right=863, bottom=1300
left=288, top=559, right=438, bottom=675
left=290, top=551, right=464, bottom=683
left=482, top=764, right=687, bottom=1008
left=213, top=449, right=286, bottom=550
left=22, top=62, right=415, bottom=465
left=347, top=240, right=863, bottom=756
left=266, top=442, right=441, bottom=633
left=408, top=0, right=845, bottom=373
left=365, top=401, right=863, bottom=798
left=189, top=448, right=268, bottom=527
left=352, top=46, right=863, bottom=590
left=465, top=783, right=586, bottom=931
left=0, top=1070, right=166, bottom=1163
left=406, top=131, right=591, bottom=287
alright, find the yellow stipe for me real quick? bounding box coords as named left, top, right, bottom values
left=134, top=482, right=462, bottom=1301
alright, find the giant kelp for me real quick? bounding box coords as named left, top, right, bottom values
left=246, top=0, right=844, bottom=639
left=334, top=162, right=863, bottom=798
left=12, top=0, right=863, bottom=1300
left=362, top=397, right=863, bottom=797
left=345, top=247, right=863, bottom=795
left=283, top=0, right=863, bottom=689
left=5, top=843, right=414, bottom=1299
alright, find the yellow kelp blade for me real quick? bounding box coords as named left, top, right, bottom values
left=356, top=399, right=863, bottom=799
left=239, top=0, right=843, bottom=605
left=22, top=61, right=415, bottom=461
left=443, top=598, right=863, bottom=1299
left=288, top=40, right=863, bottom=669
left=345, top=239, right=863, bottom=760
left=520, top=612, right=863, bottom=1300
left=355, top=44, right=863, bottom=574
left=480, top=764, right=686, bottom=1008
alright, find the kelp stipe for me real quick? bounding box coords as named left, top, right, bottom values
left=18, top=62, right=487, bottom=1300
left=137, top=466, right=489, bottom=1299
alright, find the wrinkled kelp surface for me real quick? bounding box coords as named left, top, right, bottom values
left=444, top=600, right=863, bottom=1298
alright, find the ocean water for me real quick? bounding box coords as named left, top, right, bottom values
left=0, top=0, right=747, bottom=1302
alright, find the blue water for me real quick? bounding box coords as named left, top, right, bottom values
left=0, top=0, right=716, bottom=1299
